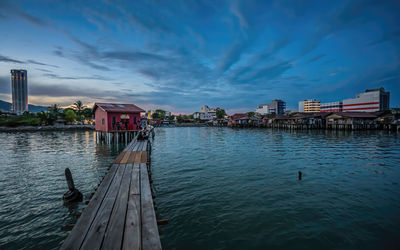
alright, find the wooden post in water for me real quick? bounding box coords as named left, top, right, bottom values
left=63, top=168, right=83, bottom=203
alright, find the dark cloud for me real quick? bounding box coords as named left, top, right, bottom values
left=0, top=54, right=25, bottom=64
left=28, top=84, right=119, bottom=98
left=0, top=76, right=10, bottom=94
left=43, top=73, right=112, bottom=81
left=369, top=31, right=400, bottom=45
left=307, top=54, right=325, bottom=63
left=27, top=60, right=58, bottom=68
left=35, top=68, right=53, bottom=73
left=17, top=11, right=47, bottom=27
left=102, top=50, right=167, bottom=62
left=0, top=1, right=48, bottom=27
left=230, top=36, right=291, bottom=80
left=217, top=40, right=251, bottom=73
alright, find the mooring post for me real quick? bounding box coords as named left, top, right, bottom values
left=65, top=168, right=75, bottom=191
left=63, top=168, right=83, bottom=203
left=298, top=171, right=302, bottom=180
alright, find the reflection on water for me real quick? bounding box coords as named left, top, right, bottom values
left=0, top=131, right=123, bottom=249
left=152, top=127, right=400, bottom=250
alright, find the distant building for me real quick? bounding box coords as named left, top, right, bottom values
left=321, top=101, right=343, bottom=112
left=298, top=99, right=320, bottom=113
left=342, top=88, right=390, bottom=112
left=195, top=105, right=218, bottom=120
left=93, top=103, right=144, bottom=132
left=255, top=104, right=269, bottom=115
left=255, top=100, right=286, bottom=115
left=11, top=69, right=28, bottom=114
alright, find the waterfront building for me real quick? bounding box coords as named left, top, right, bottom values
left=325, top=112, right=378, bottom=129
left=321, top=101, right=343, bottom=112
left=255, top=100, right=286, bottom=115
left=298, top=99, right=320, bottom=113
left=342, top=88, right=390, bottom=112
left=93, top=103, right=144, bottom=132
left=11, top=69, right=28, bottom=114
left=195, top=105, right=218, bottom=120
left=255, top=104, right=269, bottom=115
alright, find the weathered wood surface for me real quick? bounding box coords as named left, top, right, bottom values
left=61, top=139, right=161, bottom=250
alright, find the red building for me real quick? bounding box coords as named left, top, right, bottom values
left=93, top=103, right=145, bottom=132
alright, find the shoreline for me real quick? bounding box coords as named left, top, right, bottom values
left=0, top=125, right=95, bottom=132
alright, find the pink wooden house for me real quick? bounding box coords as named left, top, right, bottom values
left=93, top=103, right=145, bottom=132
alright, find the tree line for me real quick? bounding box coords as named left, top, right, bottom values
left=0, top=100, right=92, bottom=127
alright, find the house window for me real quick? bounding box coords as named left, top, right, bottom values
left=102, top=118, right=105, bottom=125
left=133, top=116, right=137, bottom=124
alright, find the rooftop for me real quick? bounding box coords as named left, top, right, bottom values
left=93, top=103, right=145, bottom=113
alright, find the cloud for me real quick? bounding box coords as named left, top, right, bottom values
left=230, top=0, right=248, bottom=30
left=102, top=50, right=167, bottom=62
left=27, top=60, right=58, bottom=68
left=0, top=54, right=25, bottom=64
left=369, top=31, right=400, bottom=45
left=43, top=73, right=112, bottom=81
left=17, top=11, right=47, bottom=27
left=307, top=54, right=325, bottom=63
left=0, top=76, right=10, bottom=94
left=230, top=36, right=291, bottom=80
left=217, top=40, right=250, bottom=73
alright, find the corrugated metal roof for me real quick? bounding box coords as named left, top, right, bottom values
left=94, top=103, right=145, bottom=113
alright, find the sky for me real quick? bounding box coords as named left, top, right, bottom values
left=0, top=0, right=399, bottom=114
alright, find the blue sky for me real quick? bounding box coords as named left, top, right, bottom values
left=0, top=0, right=399, bottom=113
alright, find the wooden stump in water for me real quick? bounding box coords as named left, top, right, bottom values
left=63, top=168, right=83, bottom=203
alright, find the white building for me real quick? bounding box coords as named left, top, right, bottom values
left=255, top=104, right=269, bottom=115
left=195, top=105, right=218, bottom=120
left=320, top=101, right=342, bottom=112
left=255, top=100, right=286, bottom=115
left=342, top=88, right=390, bottom=112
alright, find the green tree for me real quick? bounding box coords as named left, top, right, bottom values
left=168, top=115, right=175, bottom=121
left=37, top=111, right=49, bottom=125
left=73, top=100, right=86, bottom=120
left=63, top=109, right=77, bottom=124
left=47, top=104, right=60, bottom=125
left=216, top=109, right=226, bottom=119
left=177, top=115, right=184, bottom=123
left=152, top=112, right=160, bottom=119
left=154, top=109, right=166, bottom=119
left=247, top=112, right=255, bottom=117
left=82, top=108, right=93, bottom=120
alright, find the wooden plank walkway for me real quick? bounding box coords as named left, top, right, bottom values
left=61, top=139, right=161, bottom=250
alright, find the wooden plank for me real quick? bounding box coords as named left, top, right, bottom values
left=120, top=151, right=132, bottom=164
left=113, top=152, right=126, bottom=164
left=122, top=164, right=141, bottom=250
left=80, top=164, right=127, bottom=250
left=141, top=151, right=147, bottom=163
left=101, top=164, right=133, bottom=250
left=132, top=140, right=141, bottom=151
left=127, top=152, right=136, bottom=164
left=140, top=163, right=161, bottom=250
left=141, top=140, right=148, bottom=151
left=134, top=151, right=142, bottom=163
left=129, top=164, right=140, bottom=195
left=130, top=141, right=138, bottom=152
left=60, top=164, right=119, bottom=250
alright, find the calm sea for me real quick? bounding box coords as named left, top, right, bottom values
left=0, top=128, right=399, bottom=249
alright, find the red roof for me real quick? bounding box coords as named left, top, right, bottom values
left=93, top=103, right=145, bottom=113
left=231, top=113, right=247, bottom=118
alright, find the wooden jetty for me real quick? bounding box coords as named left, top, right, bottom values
left=61, top=138, right=161, bottom=250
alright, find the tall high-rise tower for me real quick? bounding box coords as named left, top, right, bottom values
left=11, top=69, right=28, bottom=114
